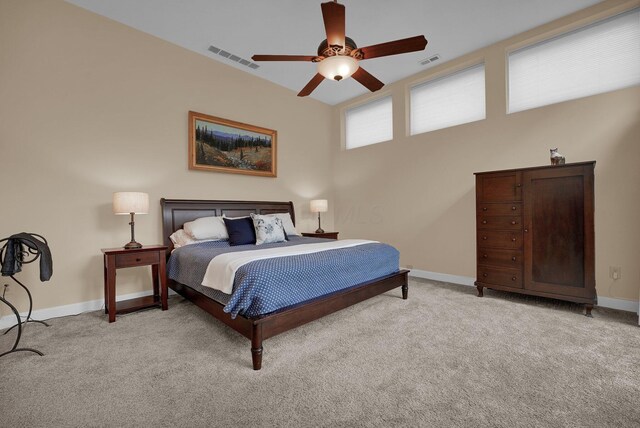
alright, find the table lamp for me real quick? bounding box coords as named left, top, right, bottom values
left=310, top=199, right=328, bottom=233
left=113, top=192, right=149, bottom=249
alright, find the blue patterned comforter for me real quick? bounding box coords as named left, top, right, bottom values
left=167, top=236, right=400, bottom=318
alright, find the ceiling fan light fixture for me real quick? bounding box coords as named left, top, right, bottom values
left=317, top=55, right=358, bottom=81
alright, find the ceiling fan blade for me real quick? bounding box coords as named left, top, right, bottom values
left=252, top=55, right=318, bottom=62
left=321, top=1, right=346, bottom=49
left=298, top=73, right=325, bottom=97
left=352, top=67, right=384, bottom=92
left=358, top=35, right=428, bottom=60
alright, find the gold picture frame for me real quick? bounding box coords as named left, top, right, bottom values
left=188, top=111, right=277, bottom=177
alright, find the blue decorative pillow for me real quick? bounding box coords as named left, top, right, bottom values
left=251, top=213, right=287, bottom=245
left=223, top=217, right=256, bottom=246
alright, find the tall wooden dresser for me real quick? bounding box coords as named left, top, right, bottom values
left=474, top=162, right=596, bottom=315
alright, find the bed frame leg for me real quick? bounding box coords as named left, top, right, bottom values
left=402, top=283, right=408, bottom=300
left=251, top=323, right=263, bottom=370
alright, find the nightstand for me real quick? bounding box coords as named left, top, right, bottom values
left=101, top=245, right=168, bottom=323
left=301, top=232, right=339, bottom=240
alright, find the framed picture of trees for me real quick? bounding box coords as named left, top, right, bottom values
left=188, top=111, right=277, bottom=177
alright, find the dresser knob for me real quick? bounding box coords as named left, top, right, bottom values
left=512, top=256, right=516, bottom=261
left=516, top=183, right=522, bottom=187
left=511, top=276, right=517, bottom=281
left=483, top=254, right=488, bottom=258
left=511, top=238, right=516, bottom=242
left=482, top=220, right=487, bottom=224
left=483, top=273, right=488, bottom=278
left=524, top=228, right=528, bottom=233
left=511, top=206, right=517, bottom=210
left=511, top=221, right=517, bottom=225
left=482, top=236, right=488, bottom=240
left=482, top=207, right=488, bottom=211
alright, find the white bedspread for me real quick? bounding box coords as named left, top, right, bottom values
left=202, top=239, right=377, bottom=294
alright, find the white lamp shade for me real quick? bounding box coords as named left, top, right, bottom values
left=317, top=56, right=358, bottom=81
left=113, top=192, right=149, bottom=215
left=310, top=199, right=328, bottom=213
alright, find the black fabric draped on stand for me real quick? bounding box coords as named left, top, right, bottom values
left=0, top=232, right=53, bottom=358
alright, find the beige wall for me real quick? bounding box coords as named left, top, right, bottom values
left=331, top=0, right=640, bottom=302
left=0, top=0, right=334, bottom=315
left=1, top=0, right=638, bottom=319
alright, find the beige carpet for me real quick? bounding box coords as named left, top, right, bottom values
left=1, top=279, right=639, bottom=427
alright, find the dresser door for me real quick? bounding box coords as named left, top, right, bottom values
left=522, top=165, right=595, bottom=298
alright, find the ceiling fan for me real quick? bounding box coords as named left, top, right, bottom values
left=252, top=0, right=428, bottom=97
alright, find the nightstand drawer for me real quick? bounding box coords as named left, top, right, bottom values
left=301, top=232, right=339, bottom=240
left=115, top=251, right=159, bottom=268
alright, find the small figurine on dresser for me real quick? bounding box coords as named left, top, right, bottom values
left=550, top=148, right=566, bottom=165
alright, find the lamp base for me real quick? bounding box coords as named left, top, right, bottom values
left=124, top=241, right=143, bottom=250
left=315, top=228, right=325, bottom=234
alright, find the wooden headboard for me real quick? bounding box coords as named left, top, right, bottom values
left=160, top=198, right=295, bottom=248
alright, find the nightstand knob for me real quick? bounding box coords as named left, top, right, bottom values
left=483, top=273, right=488, bottom=278
left=511, top=221, right=517, bottom=225
left=482, top=236, right=487, bottom=240
left=512, top=276, right=517, bottom=281
left=482, top=220, right=487, bottom=224
left=512, top=256, right=517, bottom=261
left=482, top=254, right=488, bottom=258
left=511, top=237, right=517, bottom=242
left=482, top=207, right=488, bottom=211
left=511, top=206, right=517, bottom=210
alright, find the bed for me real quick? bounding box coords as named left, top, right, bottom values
left=161, top=198, right=409, bottom=370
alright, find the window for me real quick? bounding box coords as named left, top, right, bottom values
left=410, top=63, right=486, bottom=135
left=345, top=96, right=393, bottom=149
left=508, top=9, right=640, bottom=113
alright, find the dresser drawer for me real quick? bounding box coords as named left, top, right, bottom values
left=477, top=216, right=522, bottom=230
left=115, top=251, right=160, bottom=268
left=476, top=172, right=522, bottom=202
left=477, top=230, right=522, bottom=249
left=477, top=203, right=521, bottom=216
left=478, top=249, right=523, bottom=268
left=477, top=266, right=523, bottom=289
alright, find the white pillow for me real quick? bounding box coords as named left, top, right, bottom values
left=266, top=213, right=300, bottom=236
left=250, top=213, right=286, bottom=245
left=183, top=216, right=228, bottom=240
left=169, top=229, right=215, bottom=248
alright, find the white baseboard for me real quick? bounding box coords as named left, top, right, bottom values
left=0, top=289, right=176, bottom=330
left=596, top=296, right=640, bottom=313
left=2, top=270, right=637, bottom=329
left=408, top=268, right=639, bottom=314
left=409, top=268, right=476, bottom=287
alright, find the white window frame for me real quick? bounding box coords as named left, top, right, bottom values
left=344, top=94, right=393, bottom=150
left=409, top=62, right=486, bottom=136
left=507, top=8, right=640, bottom=114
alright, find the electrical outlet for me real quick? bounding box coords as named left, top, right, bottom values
left=609, top=266, right=621, bottom=280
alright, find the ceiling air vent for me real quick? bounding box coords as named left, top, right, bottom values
left=419, top=54, right=440, bottom=66
left=208, top=45, right=260, bottom=69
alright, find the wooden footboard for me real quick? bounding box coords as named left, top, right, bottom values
left=169, top=269, right=409, bottom=370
